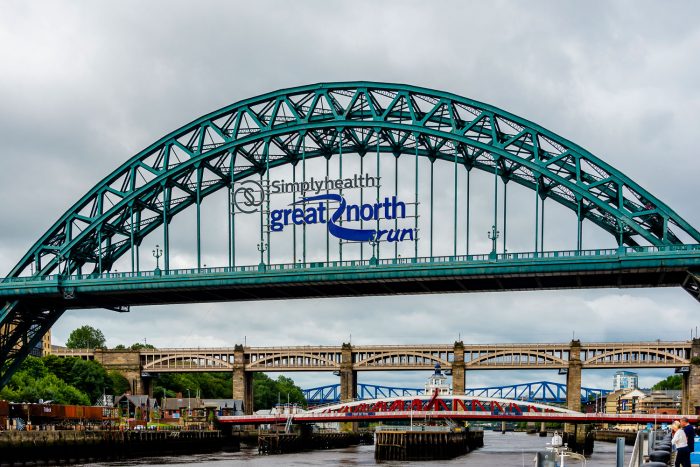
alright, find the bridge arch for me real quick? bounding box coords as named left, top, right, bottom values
left=467, top=350, right=568, bottom=367
left=142, top=354, right=234, bottom=371
left=3, top=82, right=700, bottom=387
left=247, top=352, right=340, bottom=370
left=9, top=82, right=699, bottom=281
left=354, top=350, right=451, bottom=369
left=307, top=394, right=582, bottom=415
left=583, top=348, right=689, bottom=366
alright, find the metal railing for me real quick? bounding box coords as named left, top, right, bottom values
left=4, top=244, right=700, bottom=284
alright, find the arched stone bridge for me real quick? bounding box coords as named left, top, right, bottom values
left=53, top=338, right=700, bottom=415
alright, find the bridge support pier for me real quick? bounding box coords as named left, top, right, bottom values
left=682, top=338, right=700, bottom=415
left=93, top=350, right=148, bottom=395
left=452, top=341, right=465, bottom=395
left=566, top=340, right=582, bottom=413
left=233, top=344, right=254, bottom=415
left=564, top=340, right=592, bottom=454
left=339, top=343, right=357, bottom=432
left=339, top=343, right=357, bottom=401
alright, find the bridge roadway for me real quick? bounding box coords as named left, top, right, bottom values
left=217, top=394, right=700, bottom=425
left=217, top=410, right=698, bottom=426
left=3, top=246, right=700, bottom=310
left=53, top=338, right=700, bottom=416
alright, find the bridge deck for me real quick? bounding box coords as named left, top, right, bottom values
left=53, top=339, right=692, bottom=371
left=217, top=411, right=698, bottom=425
left=3, top=247, right=700, bottom=310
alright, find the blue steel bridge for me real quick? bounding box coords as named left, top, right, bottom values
left=2, top=82, right=700, bottom=396
left=302, top=381, right=610, bottom=405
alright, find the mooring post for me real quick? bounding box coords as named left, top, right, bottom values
left=616, top=436, right=625, bottom=467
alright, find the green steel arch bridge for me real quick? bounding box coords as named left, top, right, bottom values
left=2, top=82, right=700, bottom=388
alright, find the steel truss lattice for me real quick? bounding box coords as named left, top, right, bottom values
left=2, top=82, right=699, bottom=388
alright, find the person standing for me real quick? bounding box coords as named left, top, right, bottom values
left=681, top=417, right=696, bottom=453
left=672, top=421, right=691, bottom=467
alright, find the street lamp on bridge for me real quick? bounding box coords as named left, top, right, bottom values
left=152, top=244, right=163, bottom=274
left=488, top=225, right=500, bottom=259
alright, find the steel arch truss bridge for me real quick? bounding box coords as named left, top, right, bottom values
left=302, top=381, right=610, bottom=405
left=3, top=82, right=700, bottom=387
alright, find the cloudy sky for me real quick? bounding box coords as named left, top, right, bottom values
left=1, top=0, right=699, bottom=392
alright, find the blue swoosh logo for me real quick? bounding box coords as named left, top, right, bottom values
left=294, top=194, right=376, bottom=242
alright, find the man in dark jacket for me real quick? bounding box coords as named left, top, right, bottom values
left=681, top=417, right=696, bottom=453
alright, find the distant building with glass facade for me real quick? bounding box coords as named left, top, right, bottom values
left=613, top=371, right=639, bottom=391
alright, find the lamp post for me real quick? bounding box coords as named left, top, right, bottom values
left=488, top=225, right=500, bottom=259
left=257, top=242, right=267, bottom=270
left=369, top=238, right=379, bottom=265
left=152, top=244, right=163, bottom=274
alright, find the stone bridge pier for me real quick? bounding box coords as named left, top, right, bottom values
left=682, top=338, right=700, bottom=415
left=93, top=350, right=151, bottom=397
left=452, top=341, right=465, bottom=395
left=232, top=344, right=254, bottom=415
left=339, top=343, right=357, bottom=402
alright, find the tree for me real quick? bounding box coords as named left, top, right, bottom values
left=652, top=375, right=682, bottom=390
left=0, top=357, right=90, bottom=405
left=66, top=325, right=106, bottom=349
left=108, top=371, right=130, bottom=395
left=253, top=373, right=305, bottom=410
left=129, top=343, right=156, bottom=350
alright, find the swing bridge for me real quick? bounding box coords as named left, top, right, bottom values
left=2, top=82, right=700, bottom=395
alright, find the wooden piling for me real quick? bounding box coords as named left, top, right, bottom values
left=374, top=428, right=483, bottom=461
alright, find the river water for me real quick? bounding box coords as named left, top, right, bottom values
left=85, top=431, right=632, bottom=466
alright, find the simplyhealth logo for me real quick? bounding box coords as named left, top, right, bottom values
left=270, top=194, right=415, bottom=243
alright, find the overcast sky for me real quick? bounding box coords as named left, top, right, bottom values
left=1, top=0, right=699, bottom=392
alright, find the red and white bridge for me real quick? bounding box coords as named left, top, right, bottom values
left=217, top=395, right=699, bottom=425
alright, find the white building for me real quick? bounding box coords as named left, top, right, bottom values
left=424, top=363, right=452, bottom=396
left=613, top=371, right=639, bottom=391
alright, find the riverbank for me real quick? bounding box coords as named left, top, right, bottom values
left=0, top=430, right=233, bottom=466
left=78, top=431, right=635, bottom=466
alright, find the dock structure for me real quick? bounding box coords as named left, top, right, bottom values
left=257, top=431, right=371, bottom=455
left=374, top=428, right=483, bottom=461
left=0, top=430, right=227, bottom=465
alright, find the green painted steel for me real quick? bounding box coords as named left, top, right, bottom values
left=2, top=82, right=700, bottom=388
left=1, top=245, right=700, bottom=304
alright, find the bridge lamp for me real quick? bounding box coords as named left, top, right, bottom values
left=368, top=238, right=379, bottom=265
left=152, top=245, right=163, bottom=272
left=257, top=242, right=267, bottom=269
left=487, top=225, right=500, bottom=259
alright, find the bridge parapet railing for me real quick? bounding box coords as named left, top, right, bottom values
left=5, top=244, right=700, bottom=283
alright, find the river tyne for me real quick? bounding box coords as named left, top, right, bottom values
left=84, top=431, right=633, bottom=466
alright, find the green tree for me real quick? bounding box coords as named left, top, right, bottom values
left=152, top=372, right=232, bottom=400
left=652, top=375, right=682, bottom=390
left=66, top=325, right=106, bottom=349
left=253, top=373, right=305, bottom=410
left=129, top=343, right=156, bottom=350
left=66, top=359, right=109, bottom=403
left=0, top=357, right=90, bottom=405
left=108, top=371, right=130, bottom=395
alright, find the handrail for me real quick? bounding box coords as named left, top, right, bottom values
left=4, top=244, right=700, bottom=284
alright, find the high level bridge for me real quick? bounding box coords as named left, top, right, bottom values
left=53, top=338, right=700, bottom=414
left=3, top=82, right=700, bottom=411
